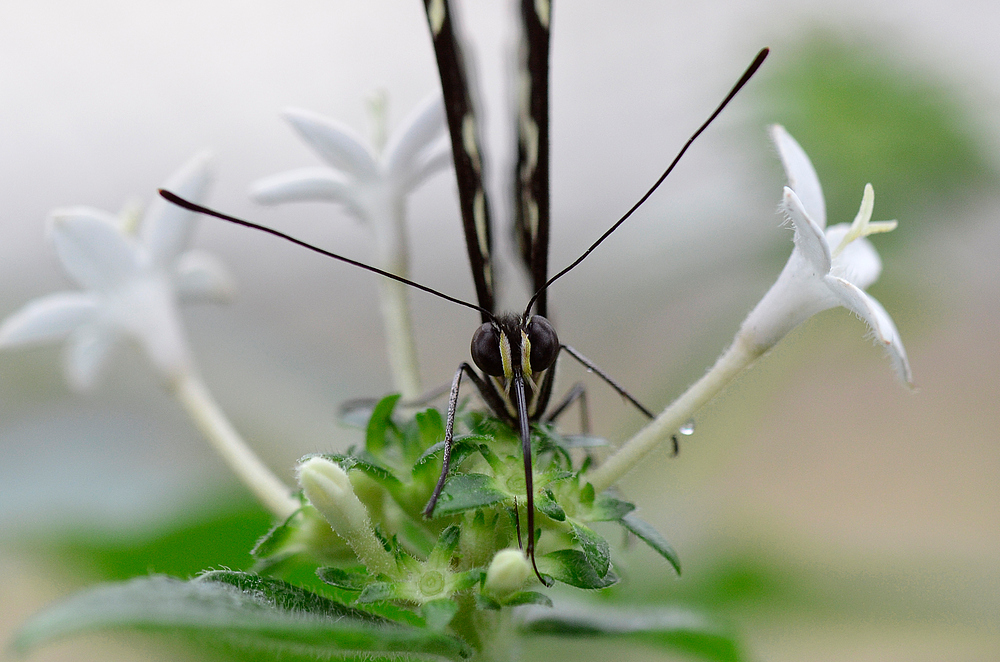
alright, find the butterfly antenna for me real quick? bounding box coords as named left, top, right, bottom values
left=523, top=47, right=769, bottom=317
left=158, top=190, right=491, bottom=319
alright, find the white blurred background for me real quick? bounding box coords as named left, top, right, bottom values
left=1, top=1, right=998, bottom=660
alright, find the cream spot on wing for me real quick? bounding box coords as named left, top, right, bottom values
left=427, top=0, right=446, bottom=36
left=534, top=0, right=551, bottom=29
left=461, top=114, right=481, bottom=172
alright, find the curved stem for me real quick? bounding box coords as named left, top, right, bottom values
left=171, top=371, right=299, bottom=519
left=588, top=335, right=763, bottom=493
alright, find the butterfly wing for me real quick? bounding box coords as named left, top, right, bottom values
left=513, top=0, right=552, bottom=318
left=422, top=0, right=496, bottom=320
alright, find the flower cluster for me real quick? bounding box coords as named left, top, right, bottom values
left=5, top=88, right=913, bottom=662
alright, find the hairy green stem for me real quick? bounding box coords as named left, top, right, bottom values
left=588, top=335, right=763, bottom=493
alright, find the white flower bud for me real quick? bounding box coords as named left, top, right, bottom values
left=484, top=549, right=531, bottom=597
left=297, top=457, right=398, bottom=577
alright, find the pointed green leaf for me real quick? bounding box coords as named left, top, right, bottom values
left=416, top=408, right=445, bottom=449
left=412, top=436, right=484, bottom=479
left=430, top=525, right=462, bottom=562
left=536, top=489, right=566, bottom=522
left=13, top=573, right=471, bottom=660
left=318, top=453, right=402, bottom=488
left=429, top=473, right=510, bottom=517
left=357, top=581, right=399, bottom=604
left=501, top=591, right=552, bottom=608
left=568, top=521, right=611, bottom=578
left=421, top=599, right=459, bottom=632
left=518, top=603, right=743, bottom=662
left=536, top=549, right=618, bottom=589
left=366, top=394, right=402, bottom=455
left=316, top=566, right=368, bottom=591
left=620, top=513, right=681, bottom=575
left=474, top=593, right=502, bottom=611
left=589, top=494, right=636, bottom=522
left=250, top=508, right=302, bottom=559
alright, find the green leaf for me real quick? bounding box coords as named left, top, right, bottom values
left=316, top=566, right=368, bottom=591
left=536, top=489, right=566, bottom=521
left=430, top=525, right=462, bottom=561
left=518, top=603, right=743, bottom=662
left=251, top=507, right=303, bottom=560
left=412, top=436, right=484, bottom=479
left=620, top=513, right=681, bottom=575
left=568, top=521, right=611, bottom=578
left=537, top=549, right=618, bottom=589
left=501, top=591, right=552, bottom=608
left=589, top=494, right=636, bottom=522
left=366, top=394, right=402, bottom=455
left=357, top=582, right=398, bottom=604
left=319, top=453, right=402, bottom=488
left=429, top=473, right=510, bottom=517
left=13, top=573, right=472, bottom=660
left=415, top=409, right=445, bottom=451
left=421, top=599, right=459, bottom=632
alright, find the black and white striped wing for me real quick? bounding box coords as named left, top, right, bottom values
left=513, top=0, right=552, bottom=318
left=422, top=0, right=496, bottom=321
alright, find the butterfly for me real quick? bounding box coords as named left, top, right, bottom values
left=161, top=0, right=766, bottom=585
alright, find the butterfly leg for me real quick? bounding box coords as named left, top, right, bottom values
left=559, top=344, right=655, bottom=419
left=543, top=382, right=591, bottom=435
left=423, top=362, right=505, bottom=518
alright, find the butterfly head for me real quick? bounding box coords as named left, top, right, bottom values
left=471, top=313, right=558, bottom=393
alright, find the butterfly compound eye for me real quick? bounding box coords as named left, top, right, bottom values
left=527, top=316, right=559, bottom=371
left=471, top=323, right=505, bottom=376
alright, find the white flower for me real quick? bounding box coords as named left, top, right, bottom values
left=249, top=94, right=450, bottom=262
left=0, top=152, right=234, bottom=389
left=738, top=125, right=912, bottom=384
left=249, top=94, right=451, bottom=399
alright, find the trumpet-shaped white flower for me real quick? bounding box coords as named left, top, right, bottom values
left=250, top=94, right=451, bottom=399
left=588, top=125, right=913, bottom=493
left=738, top=125, right=912, bottom=384
left=0, top=152, right=234, bottom=389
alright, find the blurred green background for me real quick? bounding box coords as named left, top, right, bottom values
left=1, top=1, right=997, bottom=660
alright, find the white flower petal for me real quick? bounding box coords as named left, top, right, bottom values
left=249, top=167, right=363, bottom=215
left=771, top=125, right=826, bottom=228
left=64, top=323, right=121, bottom=391
left=824, top=276, right=912, bottom=384
left=143, top=151, right=214, bottom=267
left=173, top=250, right=237, bottom=304
left=863, top=293, right=913, bottom=385
left=112, top=277, right=192, bottom=379
left=48, top=209, right=141, bottom=290
left=395, top=143, right=452, bottom=194
left=383, top=95, right=448, bottom=179
left=826, top=225, right=882, bottom=290
left=782, top=187, right=831, bottom=275
left=0, top=291, right=99, bottom=346
left=283, top=108, right=379, bottom=181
